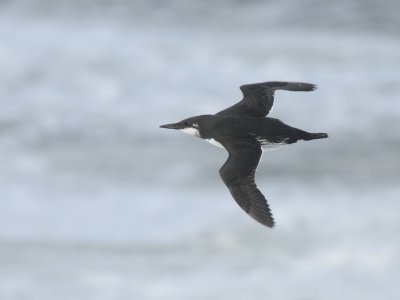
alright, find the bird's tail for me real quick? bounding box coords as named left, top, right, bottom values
left=303, top=132, right=328, bottom=141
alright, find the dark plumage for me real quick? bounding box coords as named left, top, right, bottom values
left=160, top=81, right=327, bottom=228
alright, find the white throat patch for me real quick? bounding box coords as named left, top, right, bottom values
left=180, top=127, right=200, bottom=137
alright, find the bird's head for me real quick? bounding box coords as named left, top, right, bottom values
left=160, top=115, right=210, bottom=138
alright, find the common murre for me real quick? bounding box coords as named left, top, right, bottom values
left=160, top=81, right=328, bottom=228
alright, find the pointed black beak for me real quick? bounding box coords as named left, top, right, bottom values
left=160, top=122, right=182, bottom=130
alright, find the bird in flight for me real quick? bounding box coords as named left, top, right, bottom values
left=160, top=81, right=327, bottom=228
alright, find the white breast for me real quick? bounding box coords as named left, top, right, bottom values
left=179, top=127, right=224, bottom=149
left=206, top=138, right=224, bottom=149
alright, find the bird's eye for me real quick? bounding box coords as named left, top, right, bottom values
left=184, top=122, right=190, bottom=126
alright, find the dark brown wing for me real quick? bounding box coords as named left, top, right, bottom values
left=216, top=81, right=316, bottom=117
left=219, top=142, right=274, bottom=228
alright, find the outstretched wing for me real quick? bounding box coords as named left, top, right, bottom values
left=216, top=81, right=316, bottom=118
left=219, top=142, right=274, bottom=228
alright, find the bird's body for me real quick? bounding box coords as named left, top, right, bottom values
left=185, top=114, right=322, bottom=151
left=160, top=81, right=328, bottom=228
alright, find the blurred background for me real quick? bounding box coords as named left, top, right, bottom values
left=0, top=0, right=399, bottom=299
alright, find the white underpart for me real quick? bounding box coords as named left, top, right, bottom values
left=206, top=138, right=225, bottom=149
left=256, top=136, right=289, bottom=151
left=180, top=126, right=225, bottom=149
left=255, top=151, right=263, bottom=172
left=180, top=127, right=200, bottom=137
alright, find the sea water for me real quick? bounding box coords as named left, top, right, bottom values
left=0, top=1, right=400, bottom=299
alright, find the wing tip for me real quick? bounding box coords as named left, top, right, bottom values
left=268, top=217, right=275, bottom=228
left=259, top=214, right=275, bottom=228
left=249, top=206, right=275, bottom=228
left=288, top=82, right=317, bottom=92
left=239, top=81, right=317, bottom=92
left=307, top=83, right=318, bottom=91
